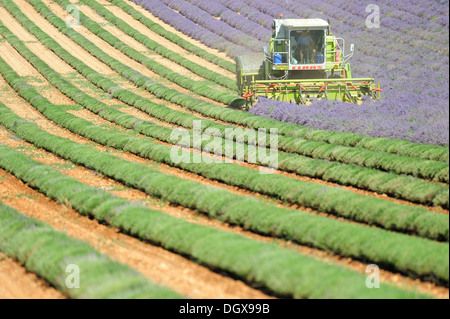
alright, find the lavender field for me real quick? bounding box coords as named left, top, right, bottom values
left=1, top=0, right=449, bottom=301
left=133, top=0, right=449, bottom=145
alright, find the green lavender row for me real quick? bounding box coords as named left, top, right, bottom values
left=24, top=0, right=449, bottom=163
left=41, top=0, right=449, bottom=162
left=0, top=201, right=182, bottom=299
left=0, top=145, right=430, bottom=299
left=3, top=8, right=447, bottom=185
left=82, top=0, right=237, bottom=91
left=0, top=52, right=447, bottom=242
left=0, top=100, right=448, bottom=284
left=0, top=13, right=445, bottom=207
left=53, top=0, right=240, bottom=106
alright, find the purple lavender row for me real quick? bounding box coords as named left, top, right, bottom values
left=250, top=95, right=449, bottom=146
left=225, top=1, right=448, bottom=145
left=132, top=0, right=252, bottom=57
left=260, top=0, right=449, bottom=88
left=133, top=0, right=448, bottom=145
left=156, top=0, right=265, bottom=51
left=183, top=0, right=270, bottom=42
left=258, top=0, right=449, bottom=99
left=360, top=0, right=448, bottom=30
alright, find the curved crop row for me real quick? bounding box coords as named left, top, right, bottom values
left=107, top=0, right=237, bottom=73
left=0, top=145, right=429, bottom=299
left=26, top=0, right=450, bottom=163
left=142, top=0, right=264, bottom=50
left=0, top=102, right=448, bottom=285
left=2, top=8, right=447, bottom=207
left=51, top=0, right=241, bottom=106
left=182, top=0, right=269, bottom=42
left=0, top=201, right=181, bottom=299
left=83, top=0, right=237, bottom=91
left=130, top=0, right=253, bottom=58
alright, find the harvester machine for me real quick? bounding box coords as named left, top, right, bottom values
left=236, top=17, right=382, bottom=109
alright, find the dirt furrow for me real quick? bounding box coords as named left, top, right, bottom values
left=1, top=30, right=446, bottom=216
left=79, top=3, right=218, bottom=84
left=10, top=0, right=249, bottom=130
left=1, top=133, right=447, bottom=299
left=101, top=0, right=235, bottom=65
left=2, top=24, right=447, bottom=218
left=0, top=252, right=66, bottom=299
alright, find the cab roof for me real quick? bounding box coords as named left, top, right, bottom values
left=278, top=19, right=329, bottom=29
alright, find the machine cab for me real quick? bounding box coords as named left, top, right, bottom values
left=267, top=18, right=352, bottom=76
left=270, top=19, right=328, bottom=71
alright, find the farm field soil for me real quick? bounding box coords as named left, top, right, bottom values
left=0, top=252, right=65, bottom=299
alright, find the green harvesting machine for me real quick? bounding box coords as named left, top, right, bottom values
left=236, top=17, right=382, bottom=108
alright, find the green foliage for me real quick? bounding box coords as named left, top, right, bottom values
left=0, top=42, right=448, bottom=239
left=108, top=0, right=236, bottom=72
left=0, top=146, right=434, bottom=298
left=0, top=201, right=182, bottom=299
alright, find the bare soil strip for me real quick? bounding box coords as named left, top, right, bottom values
left=79, top=3, right=217, bottom=84
left=1, top=2, right=448, bottom=298
left=0, top=252, right=66, bottom=299
left=1, top=137, right=447, bottom=299
left=12, top=0, right=253, bottom=130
